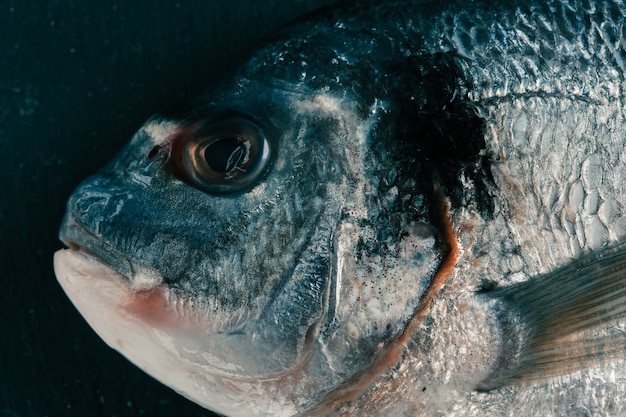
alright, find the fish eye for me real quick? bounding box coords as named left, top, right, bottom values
left=182, top=117, right=270, bottom=193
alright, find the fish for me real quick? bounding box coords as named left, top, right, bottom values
left=54, top=0, right=626, bottom=415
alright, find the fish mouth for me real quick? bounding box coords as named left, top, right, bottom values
left=59, top=211, right=133, bottom=280
left=58, top=212, right=163, bottom=292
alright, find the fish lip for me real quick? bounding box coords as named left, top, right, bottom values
left=58, top=211, right=134, bottom=283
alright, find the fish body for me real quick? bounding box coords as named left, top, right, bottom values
left=55, top=0, right=626, bottom=416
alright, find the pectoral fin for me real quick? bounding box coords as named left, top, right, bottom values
left=478, top=242, right=626, bottom=391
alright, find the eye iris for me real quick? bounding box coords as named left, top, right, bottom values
left=181, top=117, right=270, bottom=194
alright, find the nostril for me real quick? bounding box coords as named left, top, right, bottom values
left=147, top=145, right=161, bottom=160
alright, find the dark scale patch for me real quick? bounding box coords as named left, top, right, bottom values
left=250, top=7, right=498, bottom=232
left=254, top=1, right=497, bottom=222
left=374, top=52, right=495, bottom=221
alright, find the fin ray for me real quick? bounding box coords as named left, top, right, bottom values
left=478, top=242, right=626, bottom=390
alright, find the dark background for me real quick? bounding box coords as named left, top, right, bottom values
left=0, top=1, right=335, bottom=416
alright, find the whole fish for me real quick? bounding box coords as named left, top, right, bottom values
left=54, top=0, right=626, bottom=415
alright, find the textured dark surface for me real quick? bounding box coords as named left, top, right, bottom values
left=0, top=1, right=335, bottom=416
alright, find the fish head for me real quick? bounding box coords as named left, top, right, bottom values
left=55, top=22, right=457, bottom=416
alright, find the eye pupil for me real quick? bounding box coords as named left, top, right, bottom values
left=204, top=137, right=249, bottom=175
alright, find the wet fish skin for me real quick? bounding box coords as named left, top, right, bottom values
left=54, top=0, right=626, bottom=416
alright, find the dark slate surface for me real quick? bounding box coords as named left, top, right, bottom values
left=0, top=1, right=335, bottom=415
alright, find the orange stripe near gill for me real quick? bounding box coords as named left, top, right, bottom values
left=315, top=194, right=459, bottom=413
